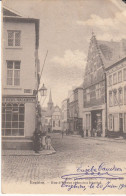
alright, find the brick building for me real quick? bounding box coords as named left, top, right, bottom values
left=83, top=33, right=126, bottom=137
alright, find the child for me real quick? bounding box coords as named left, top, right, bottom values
left=42, top=134, right=46, bottom=149
left=46, top=135, right=51, bottom=150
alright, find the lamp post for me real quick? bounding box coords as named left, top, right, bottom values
left=36, top=83, right=47, bottom=130
left=38, top=83, right=47, bottom=97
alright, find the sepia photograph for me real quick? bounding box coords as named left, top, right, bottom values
left=1, top=0, right=126, bottom=194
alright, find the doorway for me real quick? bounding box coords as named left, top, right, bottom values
left=119, top=113, right=123, bottom=136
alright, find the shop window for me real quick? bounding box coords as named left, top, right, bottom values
left=113, top=73, right=117, bottom=84
left=7, top=61, right=20, bottom=86
left=109, top=91, right=113, bottom=106
left=2, top=103, right=25, bottom=136
left=118, top=70, right=122, bottom=83
left=8, top=30, right=21, bottom=47
left=118, top=88, right=123, bottom=104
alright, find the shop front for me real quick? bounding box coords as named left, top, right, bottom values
left=2, top=96, right=36, bottom=150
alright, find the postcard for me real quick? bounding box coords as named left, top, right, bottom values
left=1, top=0, right=126, bottom=194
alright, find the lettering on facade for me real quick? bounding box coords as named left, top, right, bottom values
left=2, top=97, right=36, bottom=103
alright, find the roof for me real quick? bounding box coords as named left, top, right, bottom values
left=97, top=39, right=126, bottom=69
left=3, top=6, right=23, bottom=17
left=105, top=56, right=126, bottom=71
left=3, top=6, right=40, bottom=49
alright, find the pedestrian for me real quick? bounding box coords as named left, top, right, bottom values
left=46, top=135, right=52, bottom=150
left=33, top=128, right=41, bottom=153
left=42, top=133, right=46, bottom=149
left=61, top=130, right=64, bottom=138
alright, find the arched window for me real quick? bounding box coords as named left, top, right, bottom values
left=2, top=103, right=25, bottom=136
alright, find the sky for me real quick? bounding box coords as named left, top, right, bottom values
left=3, top=0, right=126, bottom=107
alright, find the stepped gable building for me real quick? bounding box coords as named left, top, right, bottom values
left=2, top=7, right=40, bottom=149
left=83, top=32, right=126, bottom=137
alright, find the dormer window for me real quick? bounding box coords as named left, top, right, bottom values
left=8, top=30, right=21, bottom=47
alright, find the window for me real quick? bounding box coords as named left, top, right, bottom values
left=118, top=71, right=122, bottom=83
left=123, top=68, right=126, bottom=81
left=108, top=75, right=112, bottom=86
left=53, top=121, right=55, bottom=127
left=113, top=113, right=118, bottom=131
left=109, top=91, right=113, bottom=106
left=96, top=83, right=101, bottom=99
left=86, top=89, right=90, bottom=102
left=7, top=61, right=20, bottom=86
left=109, top=114, right=113, bottom=130
left=124, top=87, right=126, bottom=105
left=2, top=103, right=25, bottom=136
left=8, top=30, right=21, bottom=47
left=113, top=73, right=117, bottom=84
left=118, top=88, right=123, bottom=104
left=113, top=90, right=118, bottom=105
left=59, top=120, right=60, bottom=127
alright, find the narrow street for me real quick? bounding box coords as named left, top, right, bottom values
left=2, top=133, right=126, bottom=183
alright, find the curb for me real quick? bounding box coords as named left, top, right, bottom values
left=2, top=149, right=56, bottom=156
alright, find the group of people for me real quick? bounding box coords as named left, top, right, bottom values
left=33, top=128, right=52, bottom=153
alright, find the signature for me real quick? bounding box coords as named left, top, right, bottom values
left=61, top=162, right=126, bottom=180
left=60, top=162, right=126, bottom=191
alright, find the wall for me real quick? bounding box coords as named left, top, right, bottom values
left=2, top=21, right=37, bottom=96
left=107, top=61, right=126, bottom=133
left=25, top=102, right=36, bottom=137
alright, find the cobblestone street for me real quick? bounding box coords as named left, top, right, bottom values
left=2, top=133, right=126, bottom=184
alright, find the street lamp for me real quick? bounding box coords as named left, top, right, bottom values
left=38, top=83, right=47, bottom=97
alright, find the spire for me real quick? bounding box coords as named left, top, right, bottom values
left=48, top=90, right=53, bottom=103
left=48, top=90, right=53, bottom=111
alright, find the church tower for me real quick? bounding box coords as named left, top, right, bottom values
left=48, top=90, right=53, bottom=111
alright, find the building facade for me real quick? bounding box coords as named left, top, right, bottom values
left=61, top=98, right=69, bottom=131
left=52, top=106, right=62, bottom=132
left=68, top=86, right=83, bottom=135
left=83, top=33, right=126, bottom=137
left=2, top=7, right=40, bottom=149
left=42, top=90, right=54, bottom=132
left=106, top=57, right=126, bottom=138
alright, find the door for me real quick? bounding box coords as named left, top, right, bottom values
left=119, top=113, right=123, bottom=136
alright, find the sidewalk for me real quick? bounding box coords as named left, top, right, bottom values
left=86, top=136, right=126, bottom=143
left=2, top=146, right=56, bottom=156
left=71, top=134, right=126, bottom=143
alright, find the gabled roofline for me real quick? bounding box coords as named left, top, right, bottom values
left=3, top=6, right=23, bottom=17
left=105, top=56, right=126, bottom=71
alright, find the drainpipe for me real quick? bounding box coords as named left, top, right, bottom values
left=104, top=72, right=108, bottom=136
